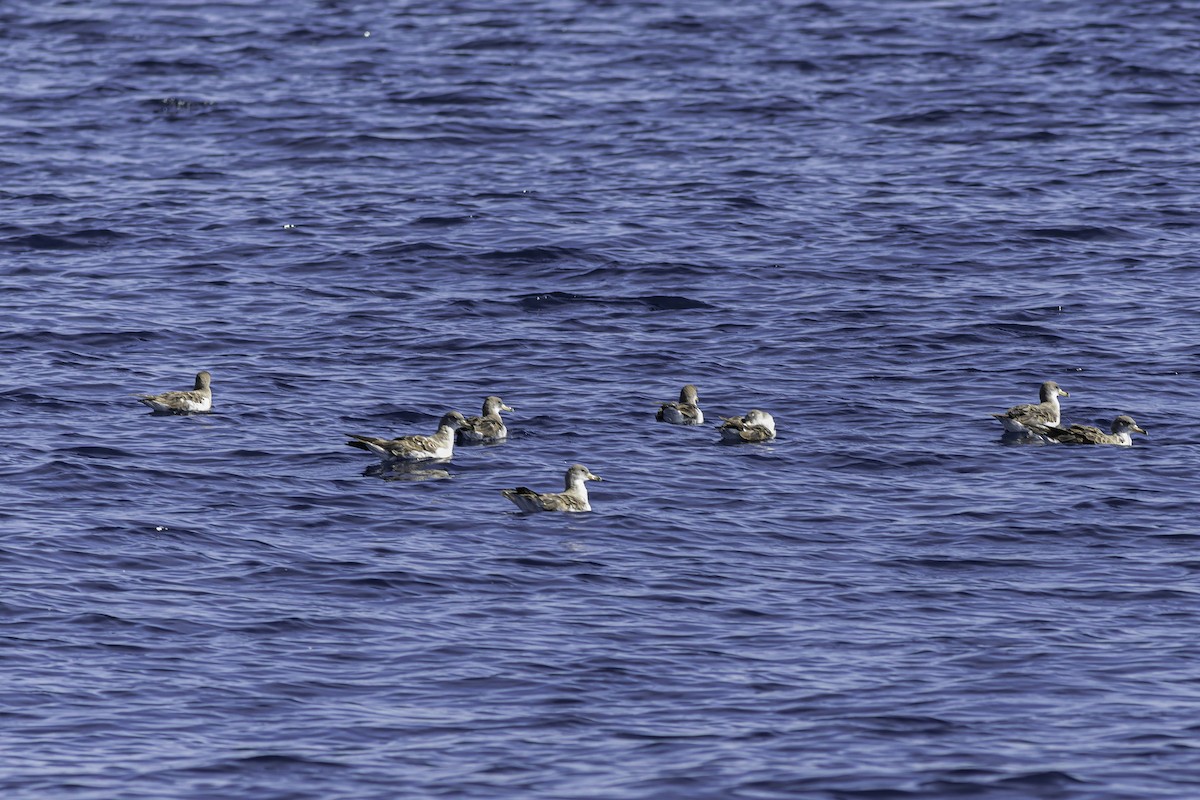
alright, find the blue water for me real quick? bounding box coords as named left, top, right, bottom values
left=4, top=1, right=1200, bottom=797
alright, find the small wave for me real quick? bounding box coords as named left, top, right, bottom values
left=641, top=294, right=716, bottom=310
left=173, top=169, right=226, bottom=180
left=409, top=215, right=473, bottom=228
left=449, top=37, right=538, bottom=52
left=997, top=129, right=1062, bottom=142
left=843, top=714, right=958, bottom=733
left=389, top=89, right=508, bottom=106
left=0, top=329, right=155, bottom=346
left=761, top=58, right=822, bottom=72
left=646, top=17, right=713, bottom=34
left=1022, top=225, right=1137, bottom=241
left=996, top=770, right=1087, bottom=789
left=516, top=291, right=715, bottom=312
left=2, top=228, right=129, bottom=251
left=130, top=59, right=220, bottom=75
left=187, top=753, right=350, bottom=775
left=873, top=108, right=963, bottom=127
left=368, top=240, right=456, bottom=258
left=982, top=30, right=1059, bottom=47
left=479, top=245, right=589, bottom=264
left=30, top=17, right=113, bottom=34
left=971, top=321, right=1066, bottom=342
left=0, top=389, right=45, bottom=406
left=61, top=446, right=137, bottom=460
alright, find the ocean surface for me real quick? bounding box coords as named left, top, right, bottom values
left=4, top=1, right=1200, bottom=797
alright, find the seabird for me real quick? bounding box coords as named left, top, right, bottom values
left=991, top=380, right=1069, bottom=435
left=346, top=411, right=467, bottom=462
left=501, top=464, right=602, bottom=513
left=717, top=409, right=776, bottom=443
left=137, top=371, right=212, bottom=413
left=1034, top=414, right=1147, bottom=446
left=457, top=396, right=514, bottom=444
left=656, top=384, right=704, bottom=425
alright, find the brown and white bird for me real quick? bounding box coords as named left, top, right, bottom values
left=991, top=380, right=1069, bottom=435
left=717, top=409, right=776, bottom=443
left=656, top=384, right=704, bottom=425
left=457, top=396, right=514, bottom=444
left=1034, top=414, right=1147, bottom=446
left=501, top=464, right=603, bottom=513
left=346, top=411, right=468, bottom=462
left=136, top=371, right=212, bottom=413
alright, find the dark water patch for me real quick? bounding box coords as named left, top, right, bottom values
left=997, top=129, right=1063, bottom=142
left=996, top=770, right=1088, bottom=789
left=30, top=17, right=115, bottom=36
left=967, top=322, right=1067, bottom=343
left=1022, top=225, right=1139, bottom=241
left=173, top=168, right=227, bottom=180
left=367, top=240, right=457, bottom=259
left=410, top=215, right=474, bottom=227
left=641, top=294, right=717, bottom=311
left=760, top=58, right=822, bottom=73
left=130, top=59, right=221, bottom=75
left=479, top=246, right=597, bottom=265
left=389, top=88, right=510, bottom=106
left=182, top=752, right=351, bottom=775
left=2, top=228, right=130, bottom=250
left=0, top=329, right=156, bottom=347
left=1133, top=98, right=1200, bottom=111
left=59, top=446, right=137, bottom=460
left=517, top=292, right=715, bottom=312
left=981, top=30, right=1061, bottom=48
left=873, top=108, right=984, bottom=127
left=881, top=557, right=1048, bottom=571
left=449, top=36, right=540, bottom=52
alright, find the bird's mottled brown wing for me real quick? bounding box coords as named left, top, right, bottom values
left=1060, top=424, right=1107, bottom=444
left=1038, top=424, right=1102, bottom=444
left=1003, top=401, right=1054, bottom=423
left=738, top=425, right=774, bottom=442
left=470, top=416, right=504, bottom=438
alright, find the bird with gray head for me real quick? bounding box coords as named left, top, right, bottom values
left=346, top=411, right=468, bottom=462
left=1033, top=414, right=1147, bottom=446
left=717, top=408, right=776, bottom=443
left=991, top=380, right=1069, bottom=435
left=656, top=384, right=704, bottom=425
left=501, top=464, right=603, bottom=513
left=137, top=370, right=212, bottom=414
left=457, top=396, right=515, bottom=444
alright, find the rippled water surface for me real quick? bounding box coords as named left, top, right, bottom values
left=4, top=1, right=1200, bottom=798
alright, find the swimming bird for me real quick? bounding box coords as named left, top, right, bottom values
left=717, top=409, right=776, bottom=442
left=501, top=464, right=602, bottom=513
left=656, top=384, right=704, bottom=425
left=137, top=371, right=212, bottom=413
left=457, top=395, right=514, bottom=444
left=346, top=411, right=467, bottom=462
left=1033, top=414, right=1147, bottom=446
left=991, top=380, right=1069, bottom=435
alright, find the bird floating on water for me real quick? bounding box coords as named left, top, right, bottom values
left=457, top=395, right=514, bottom=444
left=1033, top=414, right=1147, bottom=446
left=137, top=371, right=212, bottom=413
left=501, top=464, right=602, bottom=513
left=991, top=380, right=1069, bottom=435
left=346, top=411, right=467, bottom=462
left=656, top=384, right=704, bottom=425
left=717, top=409, right=776, bottom=443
